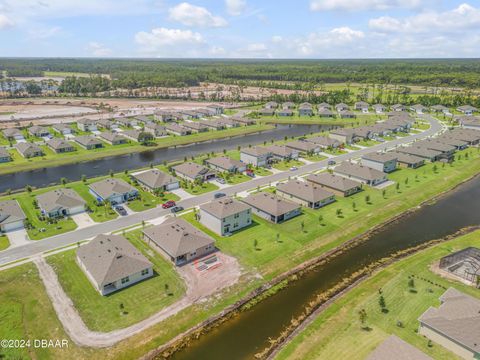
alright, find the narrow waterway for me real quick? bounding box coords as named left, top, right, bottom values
left=0, top=124, right=331, bottom=192
left=170, top=175, right=480, bottom=360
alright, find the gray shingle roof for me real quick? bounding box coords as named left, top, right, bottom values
left=277, top=180, right=334, bottom=202
left=241, top=192, right=300, bottom=216
left=75, top=135, right=103, bottom=147
left=334, top=162, right=386, bottom=181
left=132, top=169, right=177, bottom=189
left=205, top=156, right=244, bottom=170
left=286, top=141, right=319, bottom=152
left=89, top=178, right=137, bottom=199
left=37, top=189, right=86, bottom=213
left=143, top=217, right=215, bottom=257
left=77, top=234, right=152, bottom=287
left=389, top=152, right=425, bottom=165
left=418, top=288, right=480, bottom=353
left=0, top=200, right=26, bottom=226
left=267, top=145, right=296, bottom=157
left=362, top=152, right=398, bottom=163
left=14, top=142, right=43, bottom=157
left=200, top=197, right=251, bottom=219
left=173, top=162, right=216, bottom=179
left=366, top=335, right=432, bottom=360
left=47, top=138, right=73, bottom=151
left=306, top=172, right=361, bottom=192
left=2, top=128, right=23, bottom=137
left=0, top=147, right=10, bottom=159
left=99, top=131, right=126, bottom=143
left=241, top=146, right=272, bottom=157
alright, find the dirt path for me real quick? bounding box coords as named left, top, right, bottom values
left=33, top=251, right=240, bottom=348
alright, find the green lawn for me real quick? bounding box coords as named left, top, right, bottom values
left=46, top=229, right=186, bottom=332
left=69, top=181, right=118, bottom=222
left=118, top=174, right=164, bottom=212
left=344, top=144, right=361, bottom=150
left=183, top=181, right=219, bottom=195
left=273, top=159, right=305, bottom=171
left=223, top=172, right=252, bottom=185
left=413, top=121, right=431, bottom=130
left=0, top=234, right=9, bottom=250
left=276, top=231, right=480, bottom=360
left=253, top=167, right=273, bottom=176
left=301, top=154, right=327, bottom=162
left=356, top=139, right=380, bottom=147
left=324, top=148, right=348, bottom=155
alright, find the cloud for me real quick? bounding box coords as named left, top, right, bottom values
left=134, top=27, right=206, bottom=57
left=225, top=0, right=247, bottom=16
left=168, top=2, right=227, bottom=28
left=0, top=13, right=14, bottom=29
left=310, top=0, right=422, bottom=11
left=369, top=3, right=480, bottom=33
left=87, top=42, right=112, bottom=57
left=28, top=25, right=62, bottom=39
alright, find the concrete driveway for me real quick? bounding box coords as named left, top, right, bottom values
left=6, top=228, right=31, bottom=248
left=71, top=213, right=95, bottom=229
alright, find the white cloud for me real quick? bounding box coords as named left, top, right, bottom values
left=87, top=42, right=112, bottom=57
left=134, top=27, right=206, bottom=57
left=28, top=25, right=61, bottom=39
left=168, top=2, right=227, bottom=28
left=310, top=0, right=422, bottom=11
left=0, top=13, right=14, bottom=29
left=369, top=3, right=480, bottom=33
left=225, top=0, right=247, bottom=16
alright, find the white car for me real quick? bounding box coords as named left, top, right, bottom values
left=289, top=166, right=298, bottom=171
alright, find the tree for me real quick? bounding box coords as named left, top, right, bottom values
left=109, top=169, right=114, bottom=177
left=358, top=309, right=368, bottom=328
left=25, top=185, right=32, bottom=193
left=396, top=182, right=400, bottom=191
left=276, top=233, right=280, bottom=243
left=254, top=239, right=258, bottom=250
left=318, top=214, right=323, bottom=225
left=81, top=174, right=87, bottom=183
left=379, top=295, right=387, bottom=313
left=365, top=194, right=370, bottom=204
left=433, top=164, right=438, bottom=173
left=352, top=202, right=356, bottom=211
left=60, top=177, right=67, bottom=186
left=336, top=208, right=343, bottom=217
left=382, top=189, right=386, bottom=198
left=408, top=277, right=415, bottom=288
left=404, top=177, right=409, bottom=185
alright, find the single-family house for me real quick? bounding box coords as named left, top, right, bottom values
left=318, top=102, right=331, bottom=111
left=143, top=217, right=216, bottom=265
left=435, top=136, right=468, bottom=150
left=277, top=109, right=294, bottom=117
left=199, top=197, right=252, bottom=236
left=0, top=147, right=11, bottom=163
left=99, top=131, right=128, bottom=145
left=352, top=127, right=373, bottom=141
left=339, top=110, right=356, bottom=119
left=431, top=104, right=449, bottom=114
left=143, top=122, right=167, bottom=137
left=218, top=117, right=241, bottom=128
left=37, top=189, right=86, bottom=218
left=231, top=116, right=256, bottom=125
left=306, top=136, right=341, bottom=149
left=0, top=200, right=26, bottom=232
left=373, top=104, right=386, bottom=114
left=89, top=178, right=138, bottom=204
left=410, top=104, right=428, bottom=114
left=449, top=129, right=480, bottom=146
left=282, top=102, right=295, bottom=110
left=390, top=151, right=425, bottom=168
left=286, top=140, right=321, bottom=154
left=206, top=105, right=224, bottom=115
left=276, top=180, right=335, bottom=209
left=417, top=140, right=456, bottom=159
left=172, top=162, right=216, bottom=182
left=132, top=169, right=179, bottom=192
left=77, top=118, right=97, bottom=132
left=361, top=152, right=398, bottom=173
left=28, top=125, right=50, bottom=138
left=418, top=288, right=480, bottom=360
left=179, top=110, right=201, bottom=120
left=318, top=108, right=335, bottom=118
left=75, top=135, right=104, bottom=150
left=265, top=101, right=278, bottom=109
left=354, top=101, right=369, bottom=113
left=335, top=103, right=349, bottom=112
left=121, top=129, right=142, bottom=142
left=259, top=108, right=275, bottom=116
left=77, top=234, right=153, bottom=295
left=96, top=119, right=118, bottom=130
left=457, top=105, right=478, bottom=116
left=458, top=116, right=480, bottom=130
left=267, top=145, right=299, bottom=161
left=391, top=104, right=406, bottom=112
left=306, top=172, right=361, bottom=197
left=240, top=146, right=272, bottom=167
left=134, top=115, right=151, bottom=124
left=241, top=192, right=301, bottom=223
left=116, top=117, right=138, bottom=128
left=182, top=121, right=209, bottom=133
left=366, top=335, right=433, bottom=360
left=205, top=156, right=247, bottom=173
left=165, top=123, right=191, bottom=136
left=396, top=146, right=442, bottom=162
left=199, top=119, right=226, bottom=130
left=52, top=123, right=73, bottom=135
left=329, top=128, right=355, bottom=144
left=298, top=102, right=313, bottom=116
left=15, top=142, right=43, bottom=158
left=2, top=128, right=24, bottom=141
left=154, top=110, right=175, bottom=122
left=334, top=162, right=387, bottom=186
left=47, top=138, right=75, bottom=153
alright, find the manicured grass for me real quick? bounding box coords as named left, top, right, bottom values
left=276, top=231, right=480, bottom=360
left=255, top=114, right=382, bottom=126
left=273, top=159, right=305, bottom=171
left=46, top=229, right=186, bottom=332
left=118, top=174, right=164, bottom=212
left=183, top=181, right=219, bottom=195
left=356, top=139, right=380, bottom=147
left=0, top=234, right=9, bottom=250
left=324, top=148, right=347, bottom=155
left=223, top=172, right=251, bottom=185
left=344, top=144, right=361, bottom=150
left=301, top=154, right=327, bottom=162
left=413, top=121, right=431, bottom=130
left=253, top=167, right=273, bottom=176
left=69, top=181, right=118, bottom=222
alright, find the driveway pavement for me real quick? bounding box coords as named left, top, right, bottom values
left=71, top=213, right=95, bottom=229
left=6, top=228, right=31, bottom=248
left=0, top=115, right=443, bottom=266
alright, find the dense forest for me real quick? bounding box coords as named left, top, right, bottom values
left=1, top=58, right=480, bottom=88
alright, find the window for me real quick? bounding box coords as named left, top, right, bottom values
left=141, top=269, right=149, bottom=276
left=121, top=276, right=130, bottom=284
left=234, top=213, right=239, bottom=219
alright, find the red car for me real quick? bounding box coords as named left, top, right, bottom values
left=162, top=200, right=176, bottom=209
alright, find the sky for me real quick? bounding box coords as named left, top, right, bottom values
left=0, top=0, right=479, bottom=58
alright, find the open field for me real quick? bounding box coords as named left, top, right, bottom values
left=275, top=230, right=480, bottom=360
left=46, top=229, right=186, bottom=332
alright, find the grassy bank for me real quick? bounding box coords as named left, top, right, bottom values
left=255, top=114, right=382, bottom=126
left=275, top=231, right=480, bottom=360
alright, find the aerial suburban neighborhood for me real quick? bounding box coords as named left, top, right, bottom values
left=1, top=2, right=480, bottom=360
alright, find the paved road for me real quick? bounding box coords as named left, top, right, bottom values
left=0, top=116, right=443, bottom=266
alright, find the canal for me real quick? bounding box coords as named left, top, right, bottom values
left=170, top=175, right=480, bottom=360
left=0, top=124, right=332, bottom=193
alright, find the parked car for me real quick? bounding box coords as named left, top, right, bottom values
left=115, top=205, right=127, bottom=216
left=289, top=166, right=298, bottom=171
left=162, top=200, right=176, bottom=209
left=217, top=177, right=226, bottom=184
left=171, top=206, right=184, bottom=213
left=328, top=160, right=336, bottom=166
left=214, top=192, right=226, bottom=199
left=246, top=169, right=255, bottom=178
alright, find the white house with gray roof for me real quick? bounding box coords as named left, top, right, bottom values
left=334, top=162, right=387, bottom=186
left=99, top=131, right=127, bottom=145
left=361, top=152, right=398, bottom=173
left=0, top=200, right=26, bottom=232
left=276, top=180, right=335, bottom=209
left=2, top=128, right=24, bottom=141
left=132, top=169, right=179, bottom=192
left=418, top=288, right=480, bottom=360
left=37, top=189, right=86, bottom=218
left=75, top=135, right=104, bottom=150
left=77, top=118, right=97, bottom=132
left=0, top=147, right=11, bottom=163
left=267, top=145, right=299, bottom=161
left=205, top=156, right=246, bottom=173
left=240, top=146, right=273, bottom=167
left=173, top=162, right=217, bottom=182
left=52, top=123, right=73, bottom=135
left=28, top=125, right=50, bottom=138
left=143, top=217, right=216, bottom=265
left=47, top=138, right=75, bottom=153
left=89, top=178, right=138, bottom=205
left=199, top=197, right=252, bottom=236
left=241, top=192, right=301, bottom=223
left=15, top=142, right=43, bottom=158
left=77, top=234, right=153, bottom=295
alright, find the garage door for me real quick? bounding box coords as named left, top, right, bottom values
left=2, top=220, right=24, bottom=232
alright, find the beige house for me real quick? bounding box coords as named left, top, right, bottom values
left=286, top=141, right=321, bottom=154
left=418, top=288, right=480, bottom=360
left=143, top=217, right=216, bottom=265
left=199, top=197, right=252, bottom=236
left=37, top=189, right=86, bottom=218
left=77, top=234, right=153, bottom=295
left=361, top=152, right=398, bottom=173
left=241, top=192, right=301, bottom=223
left=276, top=180, right=335, bottom=209
left=0, top=200, right=26, bottom=232
left=77, top=118, right=97, bottom=132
